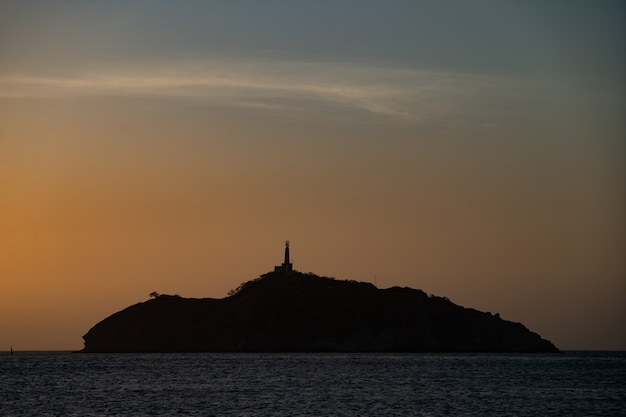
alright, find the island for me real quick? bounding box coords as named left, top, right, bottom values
left=80, top=254, right=558, bottom=353
left=81, top=242, right=558, bottom=353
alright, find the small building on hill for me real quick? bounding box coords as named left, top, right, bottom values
left=275, top=241, right=293, bottom=274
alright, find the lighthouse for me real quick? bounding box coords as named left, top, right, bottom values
left=275, top=240, right=293, bottom=274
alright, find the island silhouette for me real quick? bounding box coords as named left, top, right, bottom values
left=80, top=242, right=559, bottom=353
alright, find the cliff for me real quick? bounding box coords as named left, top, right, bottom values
left=80, top=271, right=559, bottom=353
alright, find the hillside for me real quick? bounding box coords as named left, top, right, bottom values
left=80, top=271, right=558, bottom=353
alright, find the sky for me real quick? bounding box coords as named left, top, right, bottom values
left=0, top=0, right=624, bottom=351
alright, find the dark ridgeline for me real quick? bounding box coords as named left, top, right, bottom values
left=80, top=243, right=559, bottom=353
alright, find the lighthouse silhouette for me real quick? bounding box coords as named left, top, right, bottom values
left=274, top=241, right=293, bottom=274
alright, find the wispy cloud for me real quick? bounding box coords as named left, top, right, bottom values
left=0, top=59, right=521, bottom=122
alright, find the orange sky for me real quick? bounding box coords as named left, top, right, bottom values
left=1, top=1, right=624, bottom=351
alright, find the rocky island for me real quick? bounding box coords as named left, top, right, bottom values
left=80, top=243, right=558, bottom=353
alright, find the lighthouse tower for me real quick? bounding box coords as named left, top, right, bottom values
left=275, top=240, right=293, bottom=274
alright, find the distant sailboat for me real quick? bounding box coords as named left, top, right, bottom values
left=10, top=346, right=13, bottom=354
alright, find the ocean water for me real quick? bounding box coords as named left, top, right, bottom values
left=1, top=352, right=624, bottom=416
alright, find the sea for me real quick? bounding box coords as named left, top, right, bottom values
left=1, top=351, right=624, bottom=416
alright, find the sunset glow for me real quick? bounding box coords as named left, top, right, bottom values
left=0, top=1, right=624, bottom=351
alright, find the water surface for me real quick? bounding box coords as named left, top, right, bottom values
left=1, top=351, right=624, bottom=416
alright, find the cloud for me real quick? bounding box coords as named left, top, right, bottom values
left=0, top=59, right=522, bottom=122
